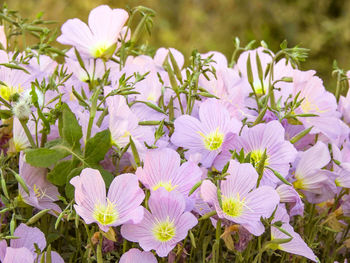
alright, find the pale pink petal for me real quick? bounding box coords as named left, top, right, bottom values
left=11, top=223, right=46, bottom=252
left=120, top=248, right=157, bottom=263
left=3, top=247, right=34, bottom=263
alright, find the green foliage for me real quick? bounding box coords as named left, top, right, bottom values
left=25, top=148, right=68, bottom=167
left=84, top=129, right=111, bottom=165
left=59, top=103, right=83, bottom=148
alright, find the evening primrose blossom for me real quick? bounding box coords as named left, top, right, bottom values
left=0, top=224, right=64, bottom=263
left=201, top=160, right=280, bottom=236
left=136, top=148, right=202, bottom=198
left=121, top=188, right=198, bottom=257
left=70, top=168, right=144, bottom=232
left=171, top=98, right=241, bottom=168
left=214, top=120, right=297, bottom=186
left=57, top=5, right=129, bottom=59
left=292, top=141, right=337, bottom=204
left=120, top=248, right=157, bottom=263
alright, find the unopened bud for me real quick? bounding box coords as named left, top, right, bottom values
left=12, top=99, right=31, bottom=121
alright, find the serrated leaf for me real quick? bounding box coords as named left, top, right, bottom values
left=25, top=148, right=68, bottom=168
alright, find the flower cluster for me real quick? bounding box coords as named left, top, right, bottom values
left=0, top=4, right=350, bottom=262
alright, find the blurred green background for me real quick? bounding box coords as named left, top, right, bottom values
left=5, top=0, right=350, bottom=89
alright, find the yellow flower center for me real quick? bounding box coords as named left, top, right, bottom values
left=253, top=80, right=266, bottom=95
left=199, top=128, right=224, bottom=151
left=335, top=178, right=341, bottom=187
left=90, top=42, right=116, bottom=59
left=152, top=181, right=177, bottom=192
left=147, top=93, right=157, bottom=102
left=153, top=218, right=176, bottom=242
left=222, top=194, right=246, bottom=218
left=93, top=199, right=118, bottom=226
left=250, top=149, right=269, bottom=167
left=14, top=140, right=27, bottom=152
left=293, top=177, right=305, bottom=190
left=33, top=184, right=43, bottom=198
left=0, top=84, right=23, bottom=101
left=300, top=97, right=325, bottom=114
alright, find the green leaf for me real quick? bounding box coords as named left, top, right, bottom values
left=0, top=109, right=12, bottom=119
left=246, top=53, right=254, bottom=85
left=129, top=136, right=140, bottom=166
left=25, top=148, right=68, bottom=168
left=265, top=166, right=292, bottom=186
left=47, top=160, right=74, bottom=186
left=290, top=126, right=313, bottom=144
left=280, top=40, right=288, bottom=50
left=0, top=63, right=29, bottom=74
left=134, top=101, right=166, bottom=114
left=168, top=49, right=183, bottom=82
left=84, top=129, right=111, bottom=164
left=59, top=103, right=83, bottom=147
left=26, top=209, right=51, bottom=225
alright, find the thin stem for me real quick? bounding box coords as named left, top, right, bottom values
left=215, top=219, right=221, bottom=263
left=19, top=119, right=36, bottom=148
left=0, top=97, right=11, bottom=108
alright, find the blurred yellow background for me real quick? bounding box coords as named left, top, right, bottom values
left=6, top=0, right=350, bottom=89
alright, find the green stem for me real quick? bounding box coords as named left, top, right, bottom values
left=96, top=232, right=103, bottom=263
left=19, top=119, right=36, bottom=148
left=0, top=97, right=11, bottom=108
left=215, top=219, right=221, bottom=263
left=86, top=87, right=100, bottom=141
left=335, top=73, right=341, bottom=102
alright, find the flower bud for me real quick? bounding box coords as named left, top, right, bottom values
left=12, top=99, right=31, bottom=121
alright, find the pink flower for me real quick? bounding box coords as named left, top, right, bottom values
left=120, top=248, right=157, bottom=263
left=57, top=5, right=128, bottom=59
left=70, top=168, right=145, bottom=232
left=121, top=188, right=198, bottom=257
left=271, top=223, right=318, bottom=262
left=292, top=69, right=349, bottom=143
left=19, top=155, right=61, bottom=214
left=215, top=120, right=297, bottom=186
left=201, top=160, right=280, bottom=236
left=136, top=147, right=202, bottom=210
left=292, top=142, right=337, bottom=204
left=0, top=224, right=63, bottom=263
left=171, top=99, right=241, bottom=168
